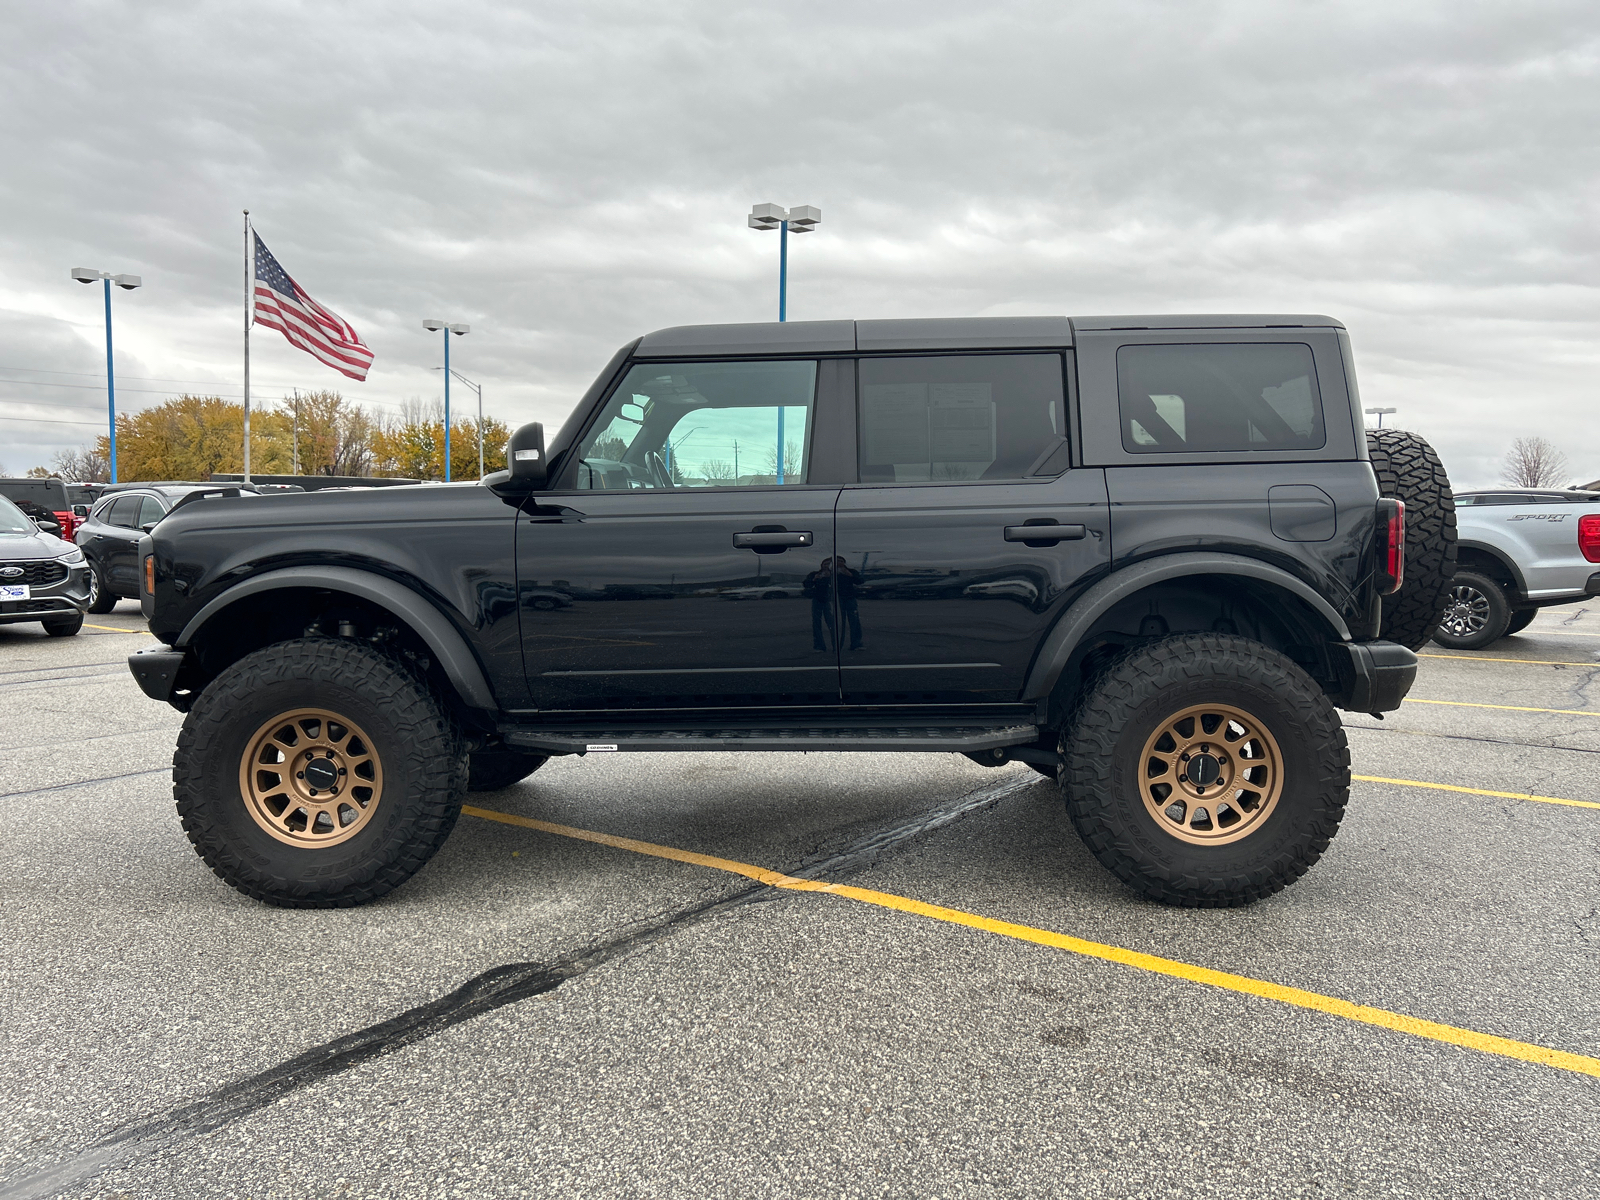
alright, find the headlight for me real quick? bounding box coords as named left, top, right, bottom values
left=56, top=548, right=86, bottom=566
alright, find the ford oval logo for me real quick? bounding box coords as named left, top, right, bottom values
left=0, top=566, right=23, bottom=579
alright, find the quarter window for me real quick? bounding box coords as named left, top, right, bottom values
left=572, top=360, right=817, bottom=490
left=857, top=354, right=1064, bottom=483
left=1117, top=343, right=1325, bottom=454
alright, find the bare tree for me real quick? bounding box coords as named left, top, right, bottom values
left=50, top=445, right=111, bottom=482
left=1501, top=437, right=1569, bottom=488
left=700, top=457, right=733, bottom=484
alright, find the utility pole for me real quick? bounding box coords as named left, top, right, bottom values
left=733, top=439, right=740, bottom=485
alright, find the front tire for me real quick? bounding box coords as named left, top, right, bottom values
left=174, top=638, right=467, bottom=907
left=86, top=565, right=117, bottom=613
left=1502, top=608, right=1537, bottom=637
left=1061, top=634, right=1349, bottom=908
left=43, top=614, right=84, bottom=637
left=1431, top=570, right=1510, bottom=650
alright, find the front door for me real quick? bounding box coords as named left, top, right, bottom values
left=517, top=357, right=844, bottom=711
left=834, top=351, right=1112, bottom=703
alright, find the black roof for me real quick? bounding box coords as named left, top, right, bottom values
left=633, top=314, right=1346, bottom=358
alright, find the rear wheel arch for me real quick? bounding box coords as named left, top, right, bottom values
left=1024, top=556, right=1351, bottom=724
left=176, top=567, right=498, bottom=722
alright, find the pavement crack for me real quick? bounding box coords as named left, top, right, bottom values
left=0, top=770, right=1039, bottom=1200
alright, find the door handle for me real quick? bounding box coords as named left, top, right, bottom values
left=733, top=529, right=813, bottom=550
left=1004, top=522, right=1086, bottom=543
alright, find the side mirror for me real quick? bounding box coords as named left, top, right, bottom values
left=140, top=520, right=160, bottom=533
left=72, top=504, right=91, bottom=519
left=486, top=422, right=547, bottom=499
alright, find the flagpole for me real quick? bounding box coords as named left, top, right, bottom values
left=243, top=210, right=252, bottom=484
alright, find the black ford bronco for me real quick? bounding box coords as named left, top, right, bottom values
left=129, top=315, right=1456, bottom=909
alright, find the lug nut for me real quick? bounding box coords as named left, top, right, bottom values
left=297, top=771, right=304, bottom=779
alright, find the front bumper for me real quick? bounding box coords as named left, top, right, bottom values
left=0, top=564, right=92, bottom=625
left=129, top=644, right=187, bottom=705
left=1328, top=639, right=1417, bottom=714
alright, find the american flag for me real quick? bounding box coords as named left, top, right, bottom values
left=252, top=233, right=375, bottom=381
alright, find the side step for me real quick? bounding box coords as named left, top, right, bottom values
left=502, top=722, right=1040, bottom=756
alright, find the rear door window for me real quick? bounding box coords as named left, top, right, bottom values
left=1117, top=343, right=1325, bottom=454
left=108, top=496, right=143, bottom=528
left=857, top=354, right=1064, bottom=483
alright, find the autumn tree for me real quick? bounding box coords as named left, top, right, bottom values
left=1501, top=437, right=1569, bottom=488
left=369, top=399, right=510, bottom=481
left=280, top=390, right=378, bottom=476
left=88, top=395, right=292, bottom=481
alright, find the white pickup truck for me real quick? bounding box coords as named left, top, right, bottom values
left=1435, top=487, right=1600, bottom=649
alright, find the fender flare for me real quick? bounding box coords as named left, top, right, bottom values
left=1454, top=539, right=1529, bottom=597
left=1021, top=552, right=1353, bottom=701
left=176, top=565, right=498, bottom=711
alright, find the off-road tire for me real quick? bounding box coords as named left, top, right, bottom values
left=468, top=749, right=548, bottom=792
left=1431, top=570, right=1510, bottom=651
left=1061, top=633, right=1349, bottom=908
left=43, top=614, right=84, bottom=637
left=174, top=637, right=467, bottom=907
left=86, top=565, right=117, bottom=613
left=1503, top=608, right=1537, bottom=637
left=1366, top=428, right=1457, bottom=650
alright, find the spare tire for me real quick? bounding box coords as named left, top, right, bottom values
left=1366, top=428, right=1457, bottom=650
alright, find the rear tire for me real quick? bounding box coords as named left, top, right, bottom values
left=174, top=638, right=467, bottom=907
left=467, top=749, right=548, bottom=792
left=87, top=565, right=117, bottom=613
left=1431, top=570, right=1510, bottom=650
left=1061, top=633, right=1349, bottom=908
left=43, top=614, right=83, bottom=637
left=1502, top=608, right=1537, bottom=637
left=1366, top=428, right=1457, bottom=650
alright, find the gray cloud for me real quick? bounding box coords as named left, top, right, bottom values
left=2, top=0, right=1596, bottom=487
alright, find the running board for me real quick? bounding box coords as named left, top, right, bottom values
left=502, top=723, right=1039, bottom=756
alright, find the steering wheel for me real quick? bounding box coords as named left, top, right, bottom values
left=645, top=449, right=675, bottom=489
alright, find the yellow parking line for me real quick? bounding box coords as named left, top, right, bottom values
left=1419, top=653, right=1596, bottom=666
left=1352, top=775, right=1600, bottom=810
left=83, top=623, right=152, bottom=635
left=1404, top=698, right=1600, bottom=718
left=461, top=804, right=1600, bottom=1080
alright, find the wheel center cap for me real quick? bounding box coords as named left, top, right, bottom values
left=303, top=757, right=339, bottom=790
left=1187, top=753, right=1222, bottom=787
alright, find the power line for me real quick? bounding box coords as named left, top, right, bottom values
left=0, top=416, right=107, bottom=428
left=0, top=378, right=413, bottom=410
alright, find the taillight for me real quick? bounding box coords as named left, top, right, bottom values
left=1580, top=514, right=1600, bottom=563
left=143, top=554, right=155, bottom=596
left=1376, top=498, right=1405, bottom=595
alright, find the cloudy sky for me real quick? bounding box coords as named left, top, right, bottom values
left=2, top=0, right=1595, bottom=487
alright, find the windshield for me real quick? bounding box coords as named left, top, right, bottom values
left=0, top=495, right=38, bottom=535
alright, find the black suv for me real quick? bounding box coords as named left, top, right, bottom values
left=128, top=315, right=1455, bottom=910
left=76, top=484, right=258, bottom=613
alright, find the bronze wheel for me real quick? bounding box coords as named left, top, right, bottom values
left=238, top=707, right=384, bottom=847
left=1138, top=702, right=1283, bottom=845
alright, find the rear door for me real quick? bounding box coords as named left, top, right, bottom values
left=835, top=352, right=1111, bottom=703
left=517, top=357, right=849, bottom=710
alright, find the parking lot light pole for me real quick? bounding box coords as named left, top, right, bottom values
left=71, top=267, right=142, bottom=484
left=423, top=320, right=470, bottom=480
left=747, top=203, right=820, bottom=323
left=432, top=367, right=484, bottom=479
left=1365, top=406, right=1397, bottom=429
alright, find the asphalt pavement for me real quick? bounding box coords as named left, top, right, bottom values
left=1, top=605, right=1596, bottom=1198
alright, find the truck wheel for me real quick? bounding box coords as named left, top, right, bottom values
left=1366, top=428, right=1457, bottom=650
left=173, top=638, right=467, bottom=908
left=1431, top=570, right=1510, bottom=650
left=1061, top=633, right=1349, bottom=908
left=467, top=749, right=548, bottom=792
left=1503, top=608, right=1537, bottom=637
left=86, top=564, right=117, bottom=613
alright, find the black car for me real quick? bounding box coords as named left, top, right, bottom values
left=0, top=494, right=92, bottom=636
left=128, top=314, right=1455, bottom=911
left=76, top=484, right=258, bottom=612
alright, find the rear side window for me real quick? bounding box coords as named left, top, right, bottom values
left=1117, top=343, right=1325, bottom=454
left=858, top=354, right=1064, bottom=483
left=108, top=496, right=143, bottom=528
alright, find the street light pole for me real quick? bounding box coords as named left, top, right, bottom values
left=71, top=267, right=142, bottom=484
left=748, top=203, right=820, bottom=322
left=1365, top=406, right=1397, bottom=429
left=423, top=320, right=470, bottom=480
left=431, top=367, right=485, bottom=478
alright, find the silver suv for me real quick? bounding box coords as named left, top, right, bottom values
left=1435, top=488, right=1600, bottom=649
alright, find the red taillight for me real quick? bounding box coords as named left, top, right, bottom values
left=1580, top=514, right=1600, bottom=563
left=1376, top=498, right=1405, bottom=595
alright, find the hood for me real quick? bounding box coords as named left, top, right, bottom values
left=0, top=529, right=74, bottom=561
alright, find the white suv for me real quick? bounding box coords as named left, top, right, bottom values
left=1436, top=488, right=1600, bottom=649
